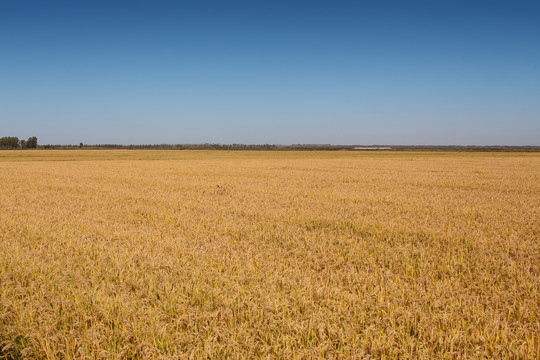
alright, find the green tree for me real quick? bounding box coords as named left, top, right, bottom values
left=26, top=136, right=38, bottom=148
left=0, top=137, right=20, bottom=149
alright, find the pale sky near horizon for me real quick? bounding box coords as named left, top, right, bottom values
left=1, top=0, right=539, bottom=145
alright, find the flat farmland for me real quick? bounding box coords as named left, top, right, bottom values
left=0, top=150, right=538, bottom=359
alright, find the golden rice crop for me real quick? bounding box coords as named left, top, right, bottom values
left=0, top=150, right=538, bottom=359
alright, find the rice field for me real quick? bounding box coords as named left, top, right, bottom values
left=0, top=150, right=538, bottom=359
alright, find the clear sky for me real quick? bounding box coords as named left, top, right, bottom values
left=1, top=0, right=539, bottom=145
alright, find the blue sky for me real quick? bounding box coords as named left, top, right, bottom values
left=1, top=0, right=539, bottom=145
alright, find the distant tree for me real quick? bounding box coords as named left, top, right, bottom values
left=20, top=139, right=27, bottom=148
left=26, top=136, right=38, bottom=148
left=80, top=142, right=84, bottom=148
left=0, top=137, right=20, bottom=149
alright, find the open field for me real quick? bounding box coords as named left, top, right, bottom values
left=0, top=150, right=538, bottom=359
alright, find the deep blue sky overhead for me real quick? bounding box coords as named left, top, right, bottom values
left=1, top=0, right=539, bottom=145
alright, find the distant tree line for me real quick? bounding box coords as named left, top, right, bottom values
left=5, top=138, right=539, bottom=152
left=60, top=143, right=282, bottom=150
left=0, top=136, right=38, bottom=149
